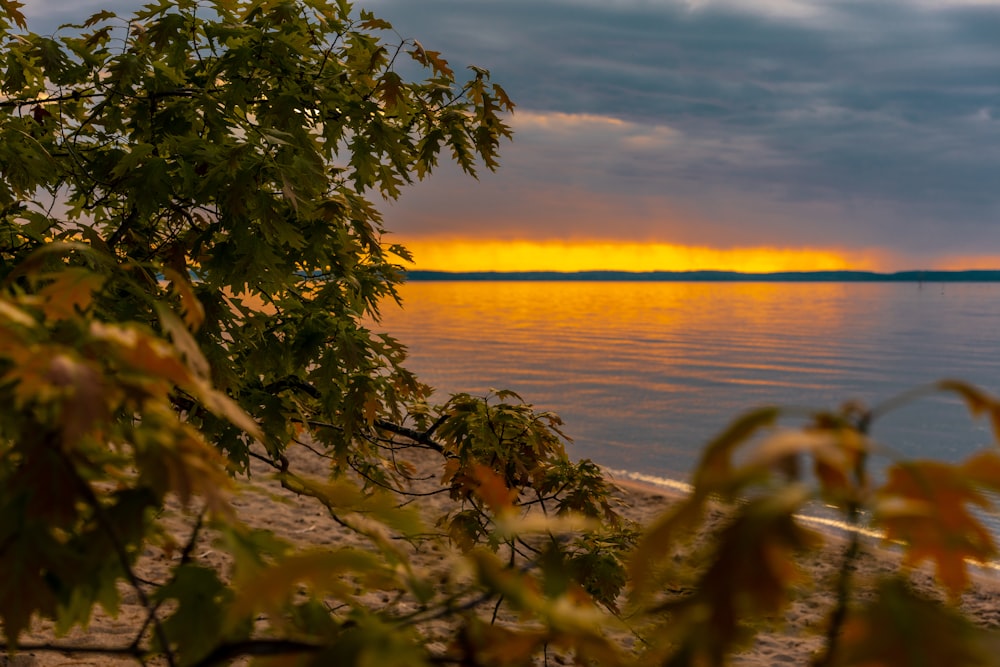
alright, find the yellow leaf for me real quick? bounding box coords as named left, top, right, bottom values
left=0, top=298, right=38, bottom=328
left=228, top=549, right=393, bottom=627
left=89, top=321, right=192, bottom=389
left=493, top=512, right=597, bottom=540
left=89, top=321, right=262, bottom=440
left=134, top=413, right=234, bottom=515
left=154, top=302, right=210, bottom=379
left=191, top=378, right=263, bottom=441
left=277, top=469, right=425, bottom=537
left=37, top=267, right=105, bottom=321
left=467, top=550, right=610, bottom=634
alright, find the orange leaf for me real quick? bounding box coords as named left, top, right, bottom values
left=960, top=450, right=1000, bottom=491
left=834, top=578, right=994, bottom=667
left=469, top=464, right=518, bottom=514
left=161, top=266, right=205, bottom=331
left=749, top=426, right=869, bottom=497
left=875, top=460, right=996, bottom=597
left=938, top=379, right=1000, bottom=446
left=441, top=458, right=460, bottom=487
left=692, top=406, right=780, bottom=496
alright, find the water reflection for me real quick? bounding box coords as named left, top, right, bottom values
left=373, top=281, right=1000, bottom=482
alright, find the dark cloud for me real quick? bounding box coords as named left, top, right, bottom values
left=16, top=0, right=1000, bottom=264
left=363, top=0, right=1000, bottom=262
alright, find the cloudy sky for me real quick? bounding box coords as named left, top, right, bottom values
left=24, top=0, right=1000, bottom=271
left=365, top=0, right=1000, bottom=271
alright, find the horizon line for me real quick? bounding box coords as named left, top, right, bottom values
left=404, top=269, right=1000, bottom=282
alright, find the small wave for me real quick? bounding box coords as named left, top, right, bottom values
left=602, top=467, right=693, bottom=494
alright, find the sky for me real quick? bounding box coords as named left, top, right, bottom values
left=21, top=0, right=1000, bottom=272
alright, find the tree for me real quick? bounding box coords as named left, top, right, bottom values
left=4, top=1, right=1000, bottom=666
left=0, top=1, right=633, bottom=664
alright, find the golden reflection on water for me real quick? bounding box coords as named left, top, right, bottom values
left=380, top=281, right=859, bottom=358
left=374, top=279, right=1000, bottom=448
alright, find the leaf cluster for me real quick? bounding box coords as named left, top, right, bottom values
left=628, top=382, right=1000, bottom=665
left=0, top=2, right=637, bottom=665
left=429, top=392, right=637, bottom=609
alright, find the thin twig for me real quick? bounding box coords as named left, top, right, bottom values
left=189, top=639, right=323, bottom=667
left=132, top=512, right=206, bottom=652
left=813, top=410, right=872, bottom=667
left=56, top=448, right=177, bottom=667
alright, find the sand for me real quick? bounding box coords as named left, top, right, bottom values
left=9, top=443, right=1000, bottom=666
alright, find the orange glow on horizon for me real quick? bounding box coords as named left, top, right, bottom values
left=931, top=254, right=1000, bottom=271
left=396, top=239, right=882, bottom=274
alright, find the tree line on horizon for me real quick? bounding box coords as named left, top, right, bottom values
left=405, top=269, right=1000, bottom=282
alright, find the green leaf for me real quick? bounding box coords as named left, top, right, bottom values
left=0, top=524, right=59, bottom=645
left=109, top=144, right=155, bottom=180
left=80, top=9, right=116, bottom=29
left=154, top=564, right=233, bottom=665
left=0, top=1, right=532, bottom=661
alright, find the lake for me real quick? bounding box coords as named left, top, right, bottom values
left=373, top=281, right=1000, bottom=498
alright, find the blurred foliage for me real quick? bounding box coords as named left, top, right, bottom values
left=1, top=1, right=1000, bottom=665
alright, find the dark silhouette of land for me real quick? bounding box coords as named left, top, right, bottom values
left=405, top=270, right=1000, bottom=282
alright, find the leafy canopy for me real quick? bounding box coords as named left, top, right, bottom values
left=0, top=1, right=635, bottom=664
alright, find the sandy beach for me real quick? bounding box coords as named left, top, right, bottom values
left=11, top=442, right=1000, bottom=666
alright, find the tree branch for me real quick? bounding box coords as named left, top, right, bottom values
left=190, top=639, right=324, bottom=667
left=0, top=638, right=325, bottom=667
left=374, top=418, right=446, bottom=453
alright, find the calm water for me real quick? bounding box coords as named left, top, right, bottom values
left=374, top=281, right=1000, bottom=492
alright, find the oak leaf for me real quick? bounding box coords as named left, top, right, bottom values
left=875, top=459, right=996, bottom=597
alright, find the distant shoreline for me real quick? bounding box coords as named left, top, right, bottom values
left=405, top=269, right=1000, bottom=282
